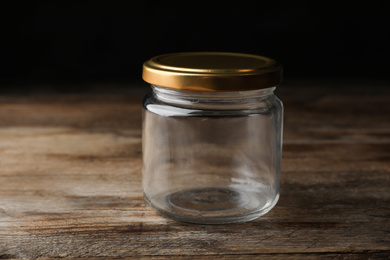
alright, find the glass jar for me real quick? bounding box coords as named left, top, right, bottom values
left=142, top=52, right=283, bottom=224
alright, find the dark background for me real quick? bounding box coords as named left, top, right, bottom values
left=1, top=1, right=389, bottom=89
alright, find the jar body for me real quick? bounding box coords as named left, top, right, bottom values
left=142, top=86, right=283, bottom=224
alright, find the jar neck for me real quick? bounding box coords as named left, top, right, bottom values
left=151, top=85, right=276, bottom=109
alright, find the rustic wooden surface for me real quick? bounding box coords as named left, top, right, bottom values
left=0, top=80, right=389, bottom=259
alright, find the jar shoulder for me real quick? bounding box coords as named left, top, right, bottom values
left=143, top=92, right=197, bottom=117
left=143, top=92, right=282, bottom=117
left=273, top=95, right=284, bottom=111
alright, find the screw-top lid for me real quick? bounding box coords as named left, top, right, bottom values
left=142, top=52, right=283, bottom=92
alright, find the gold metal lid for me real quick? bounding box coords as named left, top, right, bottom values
left=142, top=52, right=283, bottom=92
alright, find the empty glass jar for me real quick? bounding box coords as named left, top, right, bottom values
left=142, top=52, right=283, bottom=224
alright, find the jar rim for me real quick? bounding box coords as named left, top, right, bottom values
left=142, top=52, right=283, bottom=92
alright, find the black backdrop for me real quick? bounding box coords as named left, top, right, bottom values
left=1, top=1, right=389, bottom=87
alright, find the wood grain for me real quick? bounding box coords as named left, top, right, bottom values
left=0, top=81, right=389, bottom=259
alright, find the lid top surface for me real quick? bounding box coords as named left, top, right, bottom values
left=147, top=52, right=275, bottom=74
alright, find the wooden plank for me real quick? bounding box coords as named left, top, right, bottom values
left=3, top=252, right=390, bottom=260
left=0, top=82, right=390, bottom=258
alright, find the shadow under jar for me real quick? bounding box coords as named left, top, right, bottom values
left=142, top=52, right=283, bottom=224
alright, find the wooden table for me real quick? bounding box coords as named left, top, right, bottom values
left=1, top=80, right=389, bottom=259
